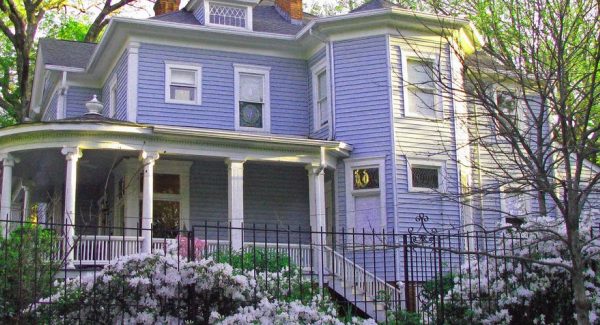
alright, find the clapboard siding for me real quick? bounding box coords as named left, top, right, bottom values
left=137, top=43, right=309, bottom=136
left=333, top=35, right=395, bottom=234
left=308, top=47, right=328, bottom=139
left=43, top=91, right=59, bottom=121
left=66, top=87, right=100, bottom=118
left=188, top=160, right=310, bottom=241
left=101, top=51, right=128, bottom=120
left=389, top=37, right=461, bottom=232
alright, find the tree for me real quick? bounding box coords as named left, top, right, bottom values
left=0, top=0, right=148, bottom=125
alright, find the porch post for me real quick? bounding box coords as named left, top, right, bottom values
left=140, top=151, right=159, bottom=254
left=61, top=147, right=81, bottom=265
left=226, top=159, right=244, bottom=251
left=0, top=154, right=17, bottom=238
left=307, top=165, right=326, bottom=288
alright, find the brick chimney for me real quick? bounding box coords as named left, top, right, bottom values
left=154, top=0, right=181, bottom=16
left=275, top=0, right=303, bottom=25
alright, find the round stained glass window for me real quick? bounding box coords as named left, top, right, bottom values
left=240, top=102, right=262, bottom=128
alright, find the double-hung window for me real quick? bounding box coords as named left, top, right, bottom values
left=165, top=63, right=202, bottom=105
left=234, top=64, right=270, bottom=132
left=405, top=57, right=439, bottom=118
left=312, top=60, right=329, bottom=129
left=495, top=90, right=519, bottom=135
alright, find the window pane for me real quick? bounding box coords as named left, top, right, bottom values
left=319, top=98, right=328, bottom=125
left=353, top=168, right=379, bottom=190
left=153, top=201, right=180, bottom=239
left=317, top=71, right=327, bottom=99
left=239, top=102, right=263, bottom=128
left=140, top=174, right=180, bottom=194
left=408, top=89, right=435, bottom=117
left=171, top=69, right=196, bottom=85
left=412, top=167, right=439, bottom=189
left=170, top=86, right=195, bottom=101
left=240, top=73, right=263, bottom=102
left=407, top=59, right=435, bottom=85
left=209, top=4, right=246, bottom=28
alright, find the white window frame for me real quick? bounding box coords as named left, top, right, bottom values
left=344, top=157, right=386, bottom=230
left=233, top=63, right=271, bottom=132
left=311, top=59, right=329, bottom=131
left=108, top=75, right=117, bottom=118
left=406, top=157, right=447, bottom=193
left=401, top=51, right=442, bottom=119
left=164, top=62, right=202, bottom=105
left=493, top=87, right=522, bottom=136
left=203, top=0, right=253, bottom=31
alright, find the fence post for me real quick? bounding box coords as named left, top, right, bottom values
left=403, top=234, right=410, bottom=311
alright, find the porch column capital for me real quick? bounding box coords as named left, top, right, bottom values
left=225, top=158, right=246, bottom=166
left=0, top=153, right=19, bottom=167
left=306, top=164, right=325, bottom=176
left=61, top=147, right=82, bottom=161
left=139, top=150, right=160, bottom=165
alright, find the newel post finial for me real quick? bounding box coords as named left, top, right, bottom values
left=85, top=95, right=103, bottom=115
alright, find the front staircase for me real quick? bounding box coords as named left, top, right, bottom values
left=322, top=246, right=404, bottom=321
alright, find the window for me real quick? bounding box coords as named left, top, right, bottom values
left=405, top=57, right=438, bottom=118
left=345, top=158, right=386, bottom=231
left=209, top=3, right=246, bottom=28
left=108, top=75, right=117, bottom=118
left=411, top=167, right=439, bottom=189
left=234, top=64, right=270, bottom=132
left=495, top=90, right=519, bottom=135
left=407, top=158, right=446, bottom=192
left=312, top=60, right=329, bottom=129
left=500, top=185, right=530, bottom=219
left=165, top=63, right=202, bottom=105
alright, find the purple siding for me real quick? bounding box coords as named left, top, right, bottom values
left=66, top=87, right=101, bottom=118
left=43, top=91, right=59, bottom=121
left=101, top=51, right=128, bottom=120
left=137, top=43, right=309, bottom=136
left=308, top=47, right=328, bottom=139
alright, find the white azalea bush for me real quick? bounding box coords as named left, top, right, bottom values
left=28, top=249, right=375, bottom=324
left=438, top=217, right=600, bottom=324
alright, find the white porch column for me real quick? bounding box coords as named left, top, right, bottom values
left=227, top=159, right=245, bottom=251
left=140, top=151, right=159, bottom=254
left=307, top=165, right=326, bottom=287
left=0, top=154, right=17, bottom=238
left=61, top=147, right=81, bottom=264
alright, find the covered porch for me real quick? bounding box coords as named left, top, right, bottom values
left=0, top=118, right=350, bottom=266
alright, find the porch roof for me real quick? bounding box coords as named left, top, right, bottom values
left=0, top=120, right=352, bottom=164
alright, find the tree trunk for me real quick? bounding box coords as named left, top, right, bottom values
left=566, top=206, right=591, bottom=325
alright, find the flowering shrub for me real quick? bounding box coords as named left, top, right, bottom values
left=439, top=217, right=600, bottom=324
left=172, top=234, right=206, bottom=259
left=30, top=253, right=259, bottom=323
left=213, top=296, right=377, bottom=325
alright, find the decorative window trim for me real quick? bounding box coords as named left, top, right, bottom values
left=311, top=59, right=329, bottom=131
left=108, top=74, right=117, bottom=118
left=401, top=50, right=443, bottom=120
left=493, top=86, right=522, bottom=137
left=499, top=184, right=531, bottom=220
left=203, top=0, right=253, bottom=31
left=233, top=63, right=271, bottom=133
left=406, top=157, right=447, bottom=193
left=164, top=62, right=202, bottom=105
left=344, top=157, right=386, bottom=230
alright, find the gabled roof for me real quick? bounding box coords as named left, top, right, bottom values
left=38, top=38, right=97, bottom=69
left=149, top=10, right=201, bottom=25
left=351, top=0, right=399, bottom=13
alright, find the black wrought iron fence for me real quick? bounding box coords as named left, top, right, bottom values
left=0, top=215, right=597, bottom=324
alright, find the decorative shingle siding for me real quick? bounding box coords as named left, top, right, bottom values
left=137, top=43, right=309, bottom=136
left=43, top=91, right=59, bottom=121
left=332, top=35, right=394, bottom=231
left=308, top=47, right=328, bottom=139
left=101, top=51, right=128, bottom=120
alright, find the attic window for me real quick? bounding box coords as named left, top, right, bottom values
left=208, top=2, right=247, bottom=28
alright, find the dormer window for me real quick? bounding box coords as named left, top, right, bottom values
left=204, top=1, right=253, bottom=31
